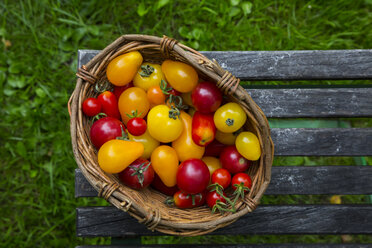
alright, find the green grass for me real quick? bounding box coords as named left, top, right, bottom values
left=0, top=0, right=371, bottom=247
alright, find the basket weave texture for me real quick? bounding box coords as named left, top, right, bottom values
left=69, top=34, right=274, bottom=236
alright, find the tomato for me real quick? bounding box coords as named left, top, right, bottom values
left=206, top=191, right=226, bottom=209
left=192, top=111, right=216, bottom=147
left=151, top=145, right=179, bottom=187
left=172, top=111, right=205, bottom=162
left=133, top=63, right=164, bottom=91
left=147, top=104, right=183, bottom=143
left=214, top=102, right=247, bottom=133
left=181, top=92, right=194, bottom=107
left=191, top=81, right=222, bottom=113
left=235, top=131, right=261, bottom=161
left=118, top=87, right=150, bottom=125
left=151, top=173, right=179, bottom=196
left=169, top=88, right=181, bottom=96
left=90, top=117, right=125, bottom=149
left=162, top=60, right=198, bottom=93
left=170, top=191, right=206, bottom=209
left=211, top=168, right=231, bottom=189
left=98, top=139, right=144, bottom=173
left=113, top=82, right=133, bottom=100
left=177, top=158, right=210, bottom=194
left=215, top=130, right=240, bottom=145
left=204, top=140, right=226, bottom=157
left=202, top=156, right=222, bottom=177
left=128, top=129, right=159, bottom=159
left=220, top=145, right=250, bottom=174
left=82, top=98, right=101, bottom=117
left=188, top=107, right=196, bottom=117
left=118, top=158, right=154, bottom=189
left=97, top=91, right=121, bottom=119
left=106, top=51, right=143, bottom=86
left=147, top=85, right=166, bottom=106
left=231, top=173, right=252, bottom=192
left=127, top=117, right=147, bottom=136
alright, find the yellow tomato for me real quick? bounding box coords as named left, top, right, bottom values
left=147, top=104, right=183, bottom=143
left=133, top=63, right=164, bottom=91
left=172, top=111, right=205, bottom=161
left=161, top=60, right=198, bottom=93
left=128, top=130, right=160, bottom=159
left=202, top=156, right=222, bottom=176
left=118, top=87, right=150, bottom=125
left=215, top=130, right=239, bottom=145
left=98, top=139, right=144, bottom=174
left=235, top=131, right=261, bottom=161
left=106, top=51, right=143, bottom=86
left=214, top=102, right=247, bottom=133
left=151, top=145, right=179, bottom=187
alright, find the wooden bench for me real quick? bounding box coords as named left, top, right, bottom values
left=74, top=49, right=372, bottom=247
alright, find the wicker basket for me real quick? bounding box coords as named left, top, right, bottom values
left=69, top=34, right=274, bottom=236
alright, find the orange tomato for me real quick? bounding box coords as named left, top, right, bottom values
left=118, top=87, right=150, bottom=125
left=151, top=145, right=179, bottom=187
left=161, top=60, right=198, bottom=93
left=147, top=85, right=166, bottom=105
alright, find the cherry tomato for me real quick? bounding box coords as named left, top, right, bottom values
left=151, top=173, right=178, bottom=196
left=231, top=173, right=252, bottom=191
left=106, top=51, right=143, bottom=86
left=169, top=88, right=181, bottom=96
left=133, top=63, right=165, bottom=91
left=90, top=117, right=125, bottom=149
left=171, top=191, right=206, bottom=209
left=215, top=130, right=239, bottom=145
left=82, top=98, right=101, bottom=117
left=98, top=139, right=144, bottom=174
left=211, top=168, right=231, bottom=189
left=151, top=145, right=179, bottom=187
left=128, top=129, right=160, bottom=159
left=97, top=91, right=121, bottom=119
left=162, top=60, right=198, bottom=93
left=235, top=131, right=261, bottom=161
left=113, top=82, right=134, bottom=100
left=192, top=111, right=216, bottom=147
left=127, top=117, right=147, bottom=136
left=206, top=191, right=226, bottom=209
left=118, top=87, right=150, bottom=125
left=118, top=158, right=154, bottom=189
left=202, top=156, right=222, bottom=177
left=204, top=140, right=226, bottom=157
left=191, top=81, right=222, bottom=113
left=147, top=85, right=166, bottom=106
left=214, top=102, right=247, bottom=133
left=177, top=158, right=210, bottom=194
left=220, top=145, right=250, bottom=174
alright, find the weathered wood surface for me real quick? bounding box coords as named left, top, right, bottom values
left=76, top=244, right=372, bottom=248
left=75, top=166, right=372, bottom=197
left=78, top=49, right=372, bottom=80
left=76, top=205, right=372, bottom=236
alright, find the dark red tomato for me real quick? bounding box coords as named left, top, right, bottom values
left=90, top=117, right=124, bottom=149
left=169, top=88, right=181, bottom=96
left=172, top=191, right=206, bottom=209
left=151, top=173, right=178, bottom=196
left=82, top=98, right=102, bottom=117
left=191, top=81, right=222, bottom=113
left=206, top=191, right=226, bottom=209
left=211, top=168, right=231, bottom=189
left=177, top=158, right=210, bottom=194
left=220, top=146, right=250, bottom=174
left=113, top=82, right=133, bottom=100
left=231, top=173, right=252, bottom=191
left=97, top=91, right=121, bottom=119
left=118, top=158, right=154, bottom=189
left=127, top=117, right=147, bottom=136
left=192, top=111, right=216, bottom=147
left=204, top=140, right=226, bottom=157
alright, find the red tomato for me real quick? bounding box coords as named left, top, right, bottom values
left=220, top=146, right=250, bottom=174
left=169, top=88, right=181, bottom=97
left=177, top=158, right=210, bottom=194
left=211, top=168, right=231, bottom=189
left=90, top=117, right=125, bottom=149
left=191, top=81, right=222, bottom=113
left=206, top=191, right=226, bottom=209
left=118, top=158, right=154, bottom=189
left=97, top=91, right=121, bottom=119
left=192, top=111, right=216, bottom=147
left=172, top=191, right=206, bottom=209
left=127, top=117, right=147, bottom=136
left=151, top=173, right=178, bottom=196
left=231, top=173, right=252, bottom=191
left=82, top=98, right=101, bottom=117
left=113, top=82, right=134, bottom=100
left=204, top=140, right=226, bottom=157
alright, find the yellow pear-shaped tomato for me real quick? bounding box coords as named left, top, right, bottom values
left=133, top=63, right=164, bottom=91
left=172, top=111, right=204, bottom=161
left=235, top=131, right=261, bottom=161
left=118, top=87, right=150, bottom=125
left=214, top=102, right=247, bottom=133
left=161, top=60, right=198, bottom=93
left=215, top=130, right=239, bottom=145
left=98, top=139, right=144, bottom=174
left=106, top=51, right=143, bottom=86
left=147, top=104, right=183, bottom=143
left=128, top=129, right=160, bottom=159
left=151, top=145, right=179, bottom=187
left=202, top=156, right=222, bottom=177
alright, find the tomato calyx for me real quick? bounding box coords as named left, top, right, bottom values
left=116, top=126, right=130, bottom=141
left=94, top=80, right=112, bottom=93
left=92, top=112, right=107, bottom=123
left=226, top=118, right=234, bottom=126
left=139, top=64, right=154, bottom=77
left=208, top=183, right=236, bottom=213
left=168, top=106, right=181, bottom=120
left=126, top=110, right=143, bottom=119
left=160, top=80, right=173, bottom=95
left=232, top=182, right=251, bottom=201
left=129, top=161, right=151, bottom=187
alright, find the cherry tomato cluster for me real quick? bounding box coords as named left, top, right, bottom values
left=82, top=51, right=262, bottom=213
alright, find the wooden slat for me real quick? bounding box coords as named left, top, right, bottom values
left=78, top=50, right=372, bottom=80
left=75, top=166, right=372, bottom=197
left=76, top=244, right=372, bottom=248
left=76, top=205, right=372, bottom=236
